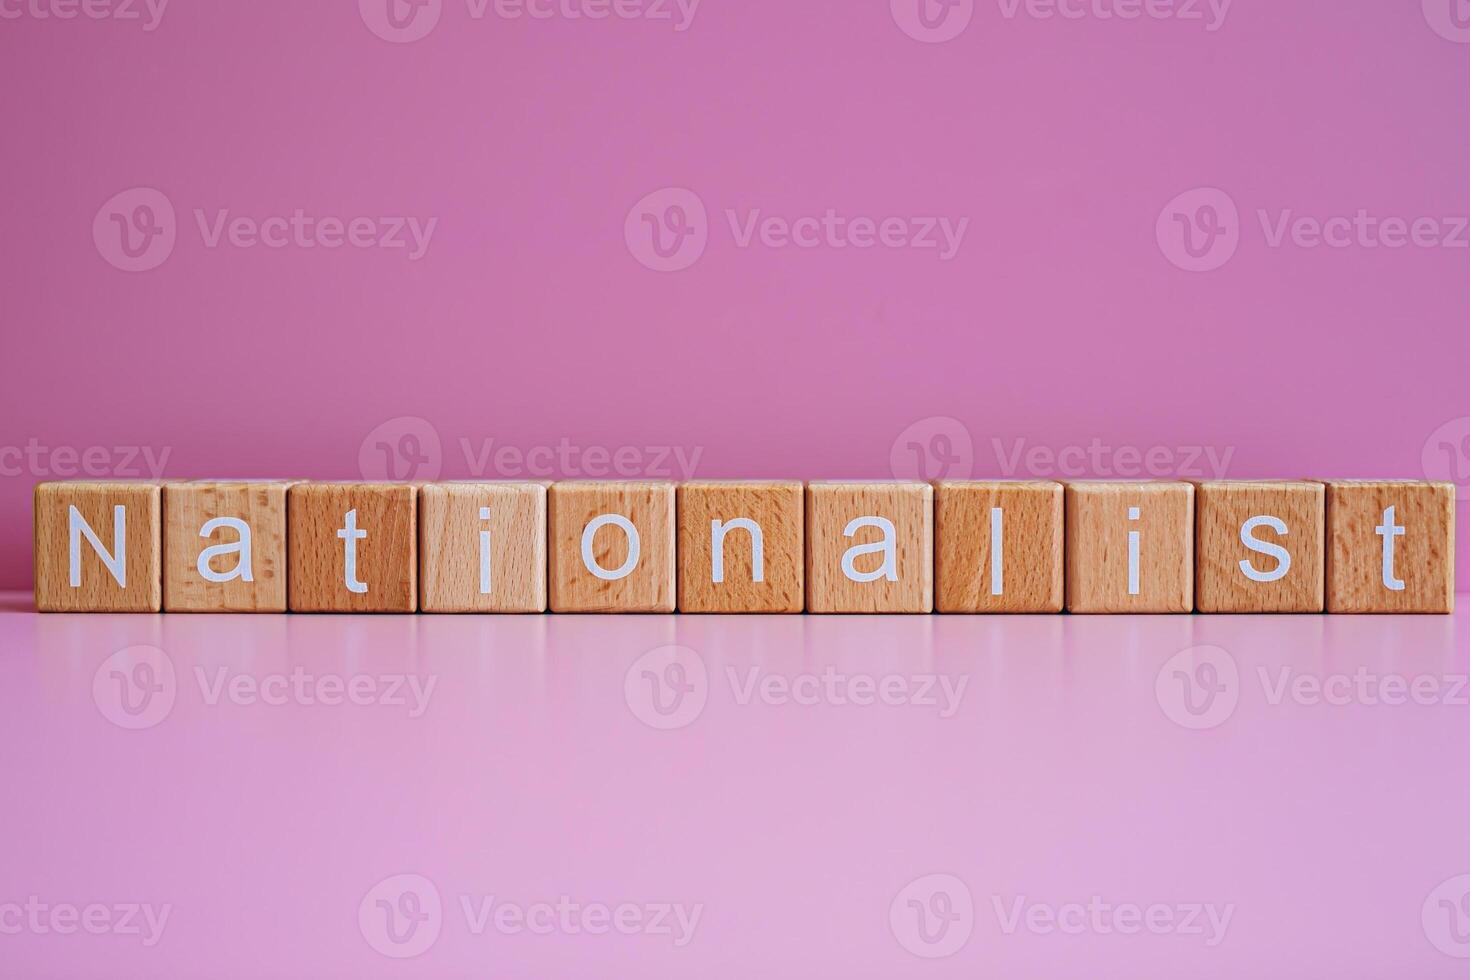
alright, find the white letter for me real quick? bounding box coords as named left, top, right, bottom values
left=1238, top=515, right=1290, bottom=583
left=710, top=518, right=763, bottom=584
left=1376, top=505, right=1405, bottom=591
left=196, top=516, right=253, bottom=583
left=337, top=509, right=367, bottom=594
left=479, top=506, right=492, bottom=595
left=581, top=514, right=640, bottom=580
left=990, top=506, right=1004, bottom=595
left=69, top=504, right=126, bottom=587
left=1127, top=506, right=1141, bottom=595
left=841, top=516, right=897, bottom=583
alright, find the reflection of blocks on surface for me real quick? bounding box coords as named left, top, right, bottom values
left=548, top=482, right=675, bottom=613
left=419, top=482, right=547, bottom=613
left=934, top=481, right=1063, bottom=613
left=163, top=481, right=292, bottom=612
left=35, top=481, right=162, bottom=612
left=288, top=483, right=417, bottom=612
left=805, top=482, right=933, bottom=614
left=1194, top=481, right=1324, bottom=613
left=1065, top=482, right=1193, bottom=614
left=677, top=481, right=804, bottom=613
left=1325, top=481, right=1454, bottom=614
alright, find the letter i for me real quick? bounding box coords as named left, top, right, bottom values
left=479, top=507, right=492, bottom=595
left=1127, top=506, right=1141, bottom=596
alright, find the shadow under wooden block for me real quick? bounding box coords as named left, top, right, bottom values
left=1065, top=482, right=1193, bottom=614
left=805, top=482, right=933, bottom=613
left=1194, top=481, right=1323, bottom=613
left=548, top=482, right=675, bottom=613
left=163, top=481, right=293, bottom=612
left=677, top=481, right=804, bottom=613
left=934, top=480, right=1063, bottom=613
left=287, top=483, right=418, bottom=613
left=1325, top=480, right=1454, bottom=613
left=35, top=481, right=162, bottom=612
left=419, top=482, right=548, bottom=613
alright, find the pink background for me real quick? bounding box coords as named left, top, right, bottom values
left=3, top=0, right=1470, bottom=591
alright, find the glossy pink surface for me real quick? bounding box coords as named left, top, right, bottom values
left=3, top=593, right=1469, bottom=977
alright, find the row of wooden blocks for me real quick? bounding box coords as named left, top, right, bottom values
left=33, top=479, right=1455, bottom=614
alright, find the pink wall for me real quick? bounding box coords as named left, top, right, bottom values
left=2, top=0, right=1468, bottom=590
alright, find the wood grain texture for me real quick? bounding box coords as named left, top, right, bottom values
left=419, top=482, right=547, bottom=613
left=35, top=481, right=161, bottom=612
left=1194, top=481, right=1323, bottom=613
left=548, top=482, right=675, bottom=613
left=1325, top=480, right=1454, bottom=613
left=934, top=481, right=1062, bottom=613
left=287, top=483, right=417, bottom=612
left=677, top=481, right=804, bottom=613
left=1065, top=482, right=1193, bottom=614
left=805, top=482, right=932, bottom=613
left=163, top=481, right=292, bottom=612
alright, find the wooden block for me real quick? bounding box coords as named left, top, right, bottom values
left=34, top=481, right=162, bottom=612
left=419, top=482, right=547, bottom=613
left=1194, top=481, right=1324, bottom=613
left=287, top=483, right=417, bottom=612
left=805, top=482, right=932, bottom=613
left=934, top=481, right=1063, bottom=613
left=548, top=482, right=675, bottom=613
left=1065, top=482, right=1193, bottom=613
left=1325, top=481, right=1454, bottom=613
left=163, top=481, right=292, bottom=612
left=677, top=481, right=804, bottom=613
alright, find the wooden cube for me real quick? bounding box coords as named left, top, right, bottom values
left=287, top=483, right=417, bottom=612
left=934, top=481, right=1063, bottom=613
left=1194, top=481, right=1324, bottom=613
left=677, top=481, right=804, bottom=613
left=805, top=482, right=932, bottom=613
left=34, top=481, right=161, bottom=612
left=1065, top=482, right=1193, bottom=613
left=419, top=482, right=547, bottom=613
left=163, top=481, right=292, bottom=612
left=548, top=482, right=675, bottom=613
left=1326, top=481, right=1454, bottom=613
